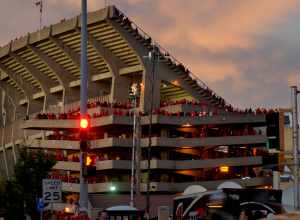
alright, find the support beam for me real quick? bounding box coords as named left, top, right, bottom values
left=49, top=36, right=99, bottom=76
left=0, top=83, right=27, bottom=117
left=49, top=35, right=103, bottom=97
left=84, top=29, right=125, bottom=70
left=10, top=52, right=61, bottom=111
left=84, top=32, right=126, bottom=102
left=163, top=90, right=189, bottom=97
left=91, top=72, right=112, bottom=82
left=0, top=82, right=24, bottom=104
left=10, top=52, right=56, bottom=95
left=119, top=65, right=143, bottom=75
left=161, top=87, right=182, bottom=93
left=164, top=93, right=192, bottom=100
left=28, top=45, right=81, bottom=107
left=28, top=45, right=77, bottom=86
left=0, top=64, right=36, bottom=98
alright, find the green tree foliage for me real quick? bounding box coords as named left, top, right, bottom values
left=0, top=176, right=6, bottom=216
left=4, top=179, right=24, bottom=220
left=2, top=146, right=56, bottom=220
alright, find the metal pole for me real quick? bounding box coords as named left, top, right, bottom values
left=62, top=88, right=66, bottom=113
left=130, top=94, right=137, bottom=207
left=291, top=86, right=299, bottom=209
left=1, top=98, right=9, bottom=178
left=11, top=104, right=17, bottom=163
left=146, top=46, right=157, bottom=220
left=79, top=0, right=89, bottom=211
left=1, top=118, right=9, bottom=178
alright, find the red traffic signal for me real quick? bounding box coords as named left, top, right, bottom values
left=79, top=115, right=90, bottom=140
left=80, top=118, right=89, bottom=129
left=79, top=115, right=90, bottom=129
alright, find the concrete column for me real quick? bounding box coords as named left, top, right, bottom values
left=27, top=99, right=44, bottom=116
left=135, top=115, right=141, bottom=196
left=273, top=171, right=280, bottom=190
left=140, top=69, right=160, bottom=113
left=110, top=75, right=131, bottom=103
left=158, top=206, right=170, bottom=220
left=64, top=88, right=81, bottom=105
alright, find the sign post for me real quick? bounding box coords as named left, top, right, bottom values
left=36, top=198, right=44, bottom=220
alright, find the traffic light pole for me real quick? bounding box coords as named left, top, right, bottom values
left=146, top=46, right=158, bottom=220
left=130, top=92, right=137, bottom=207
left=291, top=86, right=300, bottom=209
left=79, top=0, right=89, bottom=211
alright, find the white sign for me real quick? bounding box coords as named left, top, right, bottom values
left=42, top=179, right=62, bottom=203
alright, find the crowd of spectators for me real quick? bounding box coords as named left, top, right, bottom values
left=43, top=209, right=90, bottom=220
left=197, top=125, right=259, bottom=138
left=49, top=174, right=80, bottom=184
left=48, top=173, right=129, bottom=184
left=33, top=98, right=280, bottom=121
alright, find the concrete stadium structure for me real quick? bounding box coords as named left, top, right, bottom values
left=0, top=5, right=272, bottom=216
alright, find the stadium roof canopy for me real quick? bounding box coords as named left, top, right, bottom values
left=0, top=5, right=228, bottom=114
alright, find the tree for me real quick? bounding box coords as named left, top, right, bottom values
left=4, top=179, right=24, bottom=220
left=0, top=176, right=6, bottom=217
left=3, top=146, right=56, bottom=220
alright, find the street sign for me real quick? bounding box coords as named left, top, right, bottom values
left=42, top=179, right=62, bottom=203
left=36, top=198, right=44, bottom=213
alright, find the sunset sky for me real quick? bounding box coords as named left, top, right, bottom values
left=0, top=0, right=300, bottom=109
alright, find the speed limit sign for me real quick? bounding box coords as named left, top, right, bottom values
left=42, top=179, right=62, bottom=203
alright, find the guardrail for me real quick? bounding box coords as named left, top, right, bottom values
left=47, top=94, right=111, bottom=114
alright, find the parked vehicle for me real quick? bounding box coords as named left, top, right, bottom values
left=173, top=188, right=284, bottom=220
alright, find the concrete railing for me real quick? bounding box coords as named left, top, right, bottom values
left=53, top=157, right=261, bottom=172
left=21, top=135, right=266, bottom=151
left=47, top=94, right=111, bottom=114
left=140, top=157, right=263, bottom=170
left=141, top=114, right=266, bottom=125
left=62, top=181, right=130, bottom=193
left=61, top=177, right=272, bottom=193
left=142, top=135, right=267, bottom=147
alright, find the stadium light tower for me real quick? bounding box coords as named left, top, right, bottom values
left=291, top=86, right=300, bottom=209
left=79, top=0, right=89, bottom=212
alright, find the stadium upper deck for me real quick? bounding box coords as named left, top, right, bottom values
left=0, top=5, right=229, bottom=120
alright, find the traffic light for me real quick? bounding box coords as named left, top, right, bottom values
left=83, top=154, right=96, bottom=177
left=79, top=115, right=90, bottom=140
left=80, top=118, right=89, bottom=129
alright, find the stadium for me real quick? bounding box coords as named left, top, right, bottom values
left=0, top=5, right=277, bottom=217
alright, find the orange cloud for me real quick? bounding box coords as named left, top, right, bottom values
left=287, top=73, right=300, bottom=86
left=154, top=0, right=300, bottom=52
left=182, top=58, right=239, bottom=83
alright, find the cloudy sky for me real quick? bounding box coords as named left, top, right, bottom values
left=0, top=0, right=300, bottom=109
